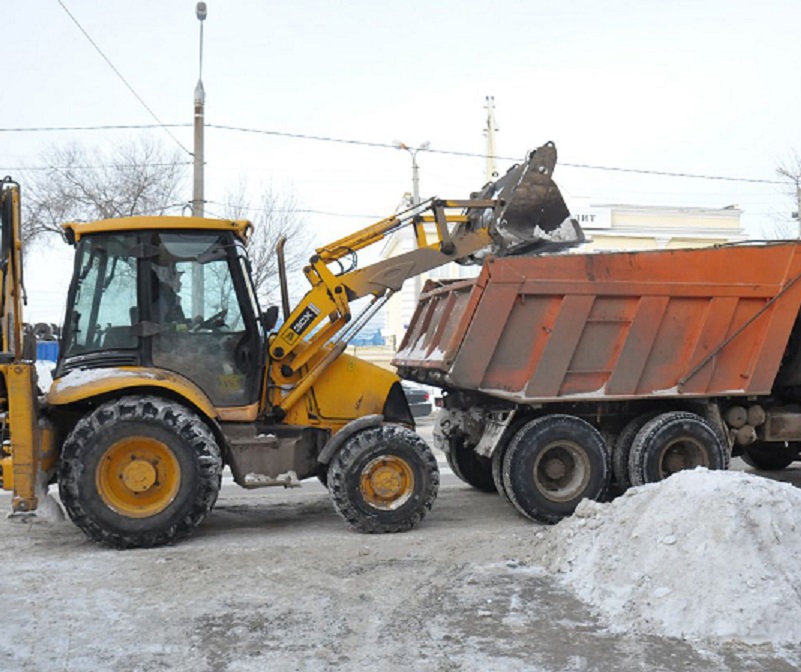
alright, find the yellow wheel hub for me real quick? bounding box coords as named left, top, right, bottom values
left=96, top=437, right=181, bottom=518
left=359, top=456, right=415, bottom=510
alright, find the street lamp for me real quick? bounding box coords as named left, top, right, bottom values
left=394, top=140, right=430, bottom=206
left=394, top=140, right=430, bottom=306
left=192, top=2, right=207, bottom=218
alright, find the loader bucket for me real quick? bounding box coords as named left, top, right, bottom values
left=469, top=142, right=583, bottom=256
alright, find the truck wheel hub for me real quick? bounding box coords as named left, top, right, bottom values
left=661, top=439, right=707, bottom=476
left=543, top=458, right=567, bottom=480
left=360, top=456, right=414, bottom=510
left=534, top=442, right=590, bottom=502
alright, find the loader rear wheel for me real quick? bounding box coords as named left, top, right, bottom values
left=58, top=396, right=222, bottom=549
left=328, top=424, right=439, bottom=533
left=446, top=437, right=496, bottom=493
left=741, top=441, right=797, bottom=471
left=628, top=411, right=728, bottom=487
left=502, top=415, right=610, bottom=524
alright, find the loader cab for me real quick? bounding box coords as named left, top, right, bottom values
left=57, top=219, right=265, bottom=408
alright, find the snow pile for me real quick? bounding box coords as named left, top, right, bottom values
left=544, top=468, right=801, bottom=643
left=34, top=360, right=54, bottom=395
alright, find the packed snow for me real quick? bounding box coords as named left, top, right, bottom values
left=542, top=468, right=801, bottom=644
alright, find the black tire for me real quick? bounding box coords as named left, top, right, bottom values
left=445, top=436, right=496, bottom=493
left=328, top=424, right=439, bottom=533
left=502, top=414, right=611, bottom=524
left=612, top=412, right=659, bottom=492
left=741, top=441, right=797, bottom=471
left=58, top=396, right=222, bottom=549
left=628, top=411, right=728, bottom=487
left=491, top=441, right=512, bottom=505
left=490, top=415, right=533, bottom=505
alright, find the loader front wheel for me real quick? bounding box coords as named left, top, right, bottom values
left=59, top=396, right=222, bottom=549
left=328, top=425, right=439, bottom=533
left=503, top=414, right=610, bottom=524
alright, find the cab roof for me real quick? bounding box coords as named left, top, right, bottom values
left=62, top=215, right=253, bottom=244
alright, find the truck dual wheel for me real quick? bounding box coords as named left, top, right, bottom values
left=58, top=396, right=223, bottom=549
left=741, top=441, right=798, bottom=471
left=502, top=414, right=611, bottom=524
left=445, top=436, right=496, bottom=493
left=628, top=411, right=728, bottom=487
left=612, top=412, right=659, bottom=492
left=491, top=442, right=512, bottom=505
left=327, top=424, right=439, bottom=533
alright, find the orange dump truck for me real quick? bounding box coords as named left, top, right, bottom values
left=393, top=241, right=801, bottom=522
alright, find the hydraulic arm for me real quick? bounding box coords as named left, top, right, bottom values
left=268, top=142, right=582, bottom=412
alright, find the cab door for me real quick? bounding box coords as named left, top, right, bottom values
left=148, top=231, right=262, bottom=408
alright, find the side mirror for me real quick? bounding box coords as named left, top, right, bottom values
left=261, top=305, right=279, bottom=332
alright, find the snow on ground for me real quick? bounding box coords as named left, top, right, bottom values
left=542, top=468, right=801, bottom=644
left=3, top=414, right=801, bottom=671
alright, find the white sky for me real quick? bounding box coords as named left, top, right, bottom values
left=5, top=0, right=801, bottom=322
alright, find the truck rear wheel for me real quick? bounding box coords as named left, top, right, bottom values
left=612, top=412, right=659, bottom=492
left=446, top=437, right=496, bottom=493
left=328, top=425, right=439, bottom=533
left=58, top=396, right=222, bottom=549
left=502, top=414, right=610, bottom=524
left=741, top=441, right=797, bottom=471
left=491, top=442, right=512, bottom=504
left=628, top=411, right=728, bottom=486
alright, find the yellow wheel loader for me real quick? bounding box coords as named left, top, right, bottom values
left=0, top=143, right=581, bottom=548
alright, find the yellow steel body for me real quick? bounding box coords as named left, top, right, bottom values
left=47, top=367, right=218, bottom=419
left=63, top=215, right=252, bottom=243
left=5, top=197, right=503, bottom=514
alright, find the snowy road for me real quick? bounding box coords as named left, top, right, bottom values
left=2, top=416, right=800, bottom=671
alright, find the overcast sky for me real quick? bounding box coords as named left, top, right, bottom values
left=5, top=1, right=801, bottom=321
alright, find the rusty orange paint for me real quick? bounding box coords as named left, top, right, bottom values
left=393, top=243, right=801, bottom=402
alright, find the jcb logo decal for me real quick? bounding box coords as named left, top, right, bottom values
left=281, top=304, right=320, bottom=345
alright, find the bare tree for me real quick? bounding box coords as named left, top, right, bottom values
left=772, top=152, right=801, bottom=239
left=21, top=137, right=187, bottom=247
left=221, top=183, right=310, bottom=307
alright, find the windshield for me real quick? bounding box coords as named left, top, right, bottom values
left=63, top=234, right=138, bottom=355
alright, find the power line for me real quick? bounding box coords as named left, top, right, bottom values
left=0, top=162, right=192, bottom=172
left=204, top=200, right=380, bottom=219
left=0, top=124, right=188, bottom=133
left=0, top=120, right=789, bottom=186
left=56, top=1, right=192, bottom=156
left=206, top=124, right=786, bottom=186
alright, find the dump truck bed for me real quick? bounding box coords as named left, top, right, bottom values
left=393, top=243, right=801, bottom=402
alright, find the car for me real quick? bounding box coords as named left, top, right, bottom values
left=401, top=381, right=433, bottom=418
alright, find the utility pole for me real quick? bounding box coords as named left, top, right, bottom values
left=484, top=95, right=499, bottom=184
left=192, top=2, right=207, bottom=218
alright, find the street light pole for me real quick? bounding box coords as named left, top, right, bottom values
left=394, top=140, right=430, bottom=307
left=192, top=2, right=207, bottom=218
left=395, top=140, right=430, bottom=206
